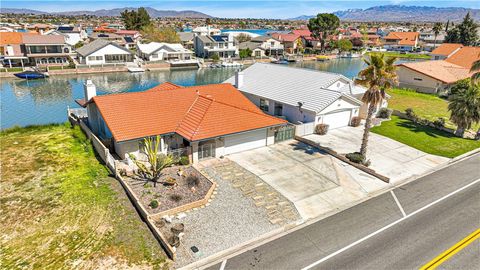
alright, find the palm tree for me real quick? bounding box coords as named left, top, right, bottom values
left=448, top=84, right=480, bottom=138
left=432, top=22, right=443, bottom=49
left=470, top=57, right=480, bottom=84
left=355, top=53, right=398, bottom=157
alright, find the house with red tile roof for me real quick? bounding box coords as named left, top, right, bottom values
left=76, top=81, right=286, bottom=162
left=0, top=32, right=28, bottom=67
left=430, top=43, right=463, bottom=60
left=383, top=32, right=419, bottom=52
left=271, top=33, right=302, bottom=54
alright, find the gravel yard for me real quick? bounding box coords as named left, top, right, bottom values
left=171, top=162, right=284, bottom=268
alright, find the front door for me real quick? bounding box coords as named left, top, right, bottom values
left=198, top=142, right=215, bottom=160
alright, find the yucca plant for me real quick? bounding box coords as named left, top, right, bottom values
left=129, top=135, right=176, bottom=186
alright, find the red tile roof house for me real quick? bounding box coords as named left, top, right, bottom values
left=76, top=81, right=286, bottom=163
left=271, top=33, right=302, bottom=54
left=383, top=32, right=419, bottom=52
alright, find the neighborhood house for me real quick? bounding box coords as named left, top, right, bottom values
left=136, top=42, right=194, bottom=62
left=76, top=39, right=134, bottom=65
left=224, top=63, right=385, bottom=133
left=76, top=80, right=286, bottom=163
left=383, top=31, right=419, bottom=52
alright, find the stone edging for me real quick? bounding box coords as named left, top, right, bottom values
left=294, top=136, right=390, bottom=183
left=149, top=175, right=217, bottom=219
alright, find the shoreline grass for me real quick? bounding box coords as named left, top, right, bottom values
left=367, top=51, right=431, bottom=59
left=1, top=123, right=169, bottom=269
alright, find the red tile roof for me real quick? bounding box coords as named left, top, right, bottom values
left=398, top=60, right=471, bottom=83
left=0, top=32, right=23, bottom=45
left=385, top=32, right=419, bottom=46
left=292, top=29, right=312, bottom=37
left=444, top=46, right=480, bottom=69
left=115, top=30, right=139, bottom=35
left=431, top=43, right=463, bottom=56
left=88, top=82, right=286, bottom=142
left=271, top=33, right=300, bottom=42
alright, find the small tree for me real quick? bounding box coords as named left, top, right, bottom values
left=211, top=53, right=220, bottom=62
left=236, top=33, right=251, bottom=43
left=141, top=25, right=180, bottom=43
left=129, top=135, right=176, bottom=186
left=337, top=39, right=353, bottom=53
left=448, top=83, right=480, bottom=137
left=239, top=48, right=252, bottom=59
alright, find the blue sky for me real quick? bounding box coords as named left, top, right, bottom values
left=2, top=0, right=479, bottom=19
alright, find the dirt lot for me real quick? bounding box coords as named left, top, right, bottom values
left=0, top=124, right=169, bottom=269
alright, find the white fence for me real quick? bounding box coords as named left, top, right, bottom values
left=295, top=122, right=315, bottom=137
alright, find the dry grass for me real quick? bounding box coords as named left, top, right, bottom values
left=1, top=124, right=169, bottom=269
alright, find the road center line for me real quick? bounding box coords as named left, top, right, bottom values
left=301, top=178, right=480, bottom=270
left=390, top=190, right=407, bottom=217
left=219, top=259, right=227, bottom=270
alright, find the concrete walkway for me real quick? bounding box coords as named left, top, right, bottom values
left=304, top=125, right=450, bottom=184
left=228, top=141, right=388, bottom=220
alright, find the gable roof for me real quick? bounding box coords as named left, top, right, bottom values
left=84, top=82, right=285, bottom=142
left=22, top=34, right=65, bottom=44
left=224, top=63, right=361, bottom=113
left=431, top=43, right=463, bottom=56
left=444, top=46, right=480, bottom=69
left=385, top=32, right=419, bottom=46
left=271, top=33, right=300, bottom=42
left=76, top=39, right=131, bottom=57
left=238, top=41, right=262, bottom=51
left=137, top=42, right=191, bottom=55
left=178, top=32, right=194, bottom=42
left=292, top=29, right=312, bottom=37
left=398, top=60, right=471, bottom=83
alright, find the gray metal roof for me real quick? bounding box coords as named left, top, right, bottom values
left=178, top=32, right=194, bottom=42
left=224, top=63, right=361, bottom=113
left=238, top=41, right=261, bottom=50
left=76, top=39, right=131, bottom=57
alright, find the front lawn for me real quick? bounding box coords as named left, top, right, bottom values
left=1, top=124, right=169, bottom=269
left=386, top=88, right=480, bottom=131
left=371, top=116, right=480, bottom=158
left=367, top=51, right=431, bottom=59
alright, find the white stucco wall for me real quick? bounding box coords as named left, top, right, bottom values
left=396, top=66, right=448, bottom=94
left=83, top=44, right=132, bottom=65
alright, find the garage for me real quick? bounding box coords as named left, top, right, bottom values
left=322, top=110, right=352, bottom=129
left=224, top=129, right=267, bottom=155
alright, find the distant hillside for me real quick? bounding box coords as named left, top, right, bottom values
left=0, top=7, right=212, bottom=18
left=290, top=5, right=480, bottom=22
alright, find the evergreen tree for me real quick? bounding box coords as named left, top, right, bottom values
left=307, top=13, right=340, bottom=53
left=444, top=12, right=478, bottom=46
left=121, top=7, right=151, bottom=31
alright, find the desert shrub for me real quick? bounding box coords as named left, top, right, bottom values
left=417, top=118, right=430, bottom=126
left=179, top=156, right=189, bottom=166
left=346, top=152, right=365, bottom=164
left=405, top=108, right=415, bottom=119
left=315, top=123, right=329, bottom=135
left=169, top=194, right=183, bottom=202
left=149, top=200, right=159, bottom=209
left=350, top=116, right=362, bottom=127
left=186, top=174, right=200, bottom=187
left=377, top=108, right=393, bottom=119
left=433, top=117, right=445, bottom=128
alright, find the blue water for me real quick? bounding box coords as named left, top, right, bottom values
left=182, top=28, right=281, bottom=36
left=0, top=58, right=419, bottom=129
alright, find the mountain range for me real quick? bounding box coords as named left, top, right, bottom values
left=0, top=7, right=212, bottom=18
left=291, top=5, right=479, bottom=22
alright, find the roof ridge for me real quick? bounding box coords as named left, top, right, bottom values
left=175, top=95, right=214, bottom=140
left=211, top=97, right=287, bottom=123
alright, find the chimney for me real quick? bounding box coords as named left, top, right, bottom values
left=84, top=79, right=97, bottom=102
left=234, top=71, right=244, bottom=88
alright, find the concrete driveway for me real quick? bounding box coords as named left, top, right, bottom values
left=227, top=141, right=388, bottom=220
left=303, top=125, right=450, bottom=184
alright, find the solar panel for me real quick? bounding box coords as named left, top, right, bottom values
left=211, top=35, right=226, bottom=42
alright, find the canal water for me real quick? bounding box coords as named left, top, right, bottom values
left=0, top=58, right=413, bottom=129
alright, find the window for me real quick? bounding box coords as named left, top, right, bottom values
left=271, top=41, right=275, bottom=46
left=260, top=98, right=269, bottom=112
left=255, top=50, right=261, bottom=57
left=218, top=43, right=224, bottom=48
left=95, top=56, right=103, bottom=61
left=87, top=56, right=95, bottom=61
left=274, top=103, right=283, bottom=116
left=414, top=78, right=423, bottom=81
left=151, top=54, right=158, bottom=58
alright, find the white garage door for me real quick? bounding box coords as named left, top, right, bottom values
left=224, top=129, right=267, bottom=155
left=322, top=110, right=352, bottom=129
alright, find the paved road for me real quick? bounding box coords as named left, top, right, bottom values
left=205, top=154, right=480, bottom=270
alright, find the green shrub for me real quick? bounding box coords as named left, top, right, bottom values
left=377, top=108, right=393, bottom=119
left=315, top=124, right=329, bottom=135
left=186, top=174, right=200, bottom=187
left=405, top=108, right=415, bottom=118
left=350, top=116, right=362, bottom=127
left=346, top=152, right=365, bottom=164
left=169, top=194, right=182, bottom=202
left=149, top=200, right=159, bottom=209
left=179, top=156, right=189, bottom=165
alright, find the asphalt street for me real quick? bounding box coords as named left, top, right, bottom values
left=205, top=153, right=480, bottom=270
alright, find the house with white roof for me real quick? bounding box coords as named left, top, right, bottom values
left=136, top=42, right=194, bottom=62
left=225, top=63, right=388, bottom=131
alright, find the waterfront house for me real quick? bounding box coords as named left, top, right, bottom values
left=22, top=34, right=73, bottom=66
left=46, top=26, right=88, bottom=46
left=397, top=44, right=480, bottom=94
left=192, top=26, right=221, bottom=36
left=270, top=33, right=301, bottom=54
left=194, top=34, right=237, bottom=59
left=76, top=81, right=286, bottom=162
left=76, top=39, right=134, bottom=65
left=238, top=36, right=284, bottom=58
left=383, top=32, right=419, bottom=52
left=137, top=42, right=193, bottom=62
left=224, top=63, right=386, bottom=132
left=178, top=32, right=195, bottom=50
left=0, top=32, right=28, bottom=67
